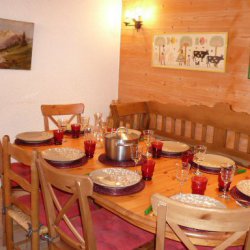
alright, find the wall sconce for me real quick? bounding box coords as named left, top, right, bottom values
left=124, top=17, right=143, bottom=31
left=124, top=9, right=143, bottom=31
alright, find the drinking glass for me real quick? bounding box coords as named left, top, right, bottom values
left=141, top=159, right=155, bottom=181
left=176, top=162, right=190, bottom=195
left=57, top=118, right=68, bottom=131
left=151, top=141, right=163, bottom=158
left=143, top=130, right=154, bottom=158
left=130, top=144, right=143, bottom=167
left=193, top=145, right=207, bottom=176
left=81, top=116, right=90, bottom=132
left=219, top=163, right=236, bottom=199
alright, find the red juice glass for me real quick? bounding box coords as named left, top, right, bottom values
left=71, top=123, right=81, bottom=138
left=181, top=150, right=194, bottom=164
left=151, top=141, right=163, bottom=158
left=218, top=173, right=231, bottom=192
left=191, top=176, right=208, bottom=195
left=84, top=140, right=96, bottom=158
left=53, top=129, right=64, bottom=145
left=141, top=159, right=155, bottom=181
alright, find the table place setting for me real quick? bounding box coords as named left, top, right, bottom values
left=15, top=131, right=54, bottom=146
left=161, top=140, right=190, bottom=158
left=89, top=167, right=145, bottom=196
left=230, top=180, right=250, bottom=207
left=41, top=147, right=88, bottom=168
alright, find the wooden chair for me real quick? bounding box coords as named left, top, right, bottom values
left=41, top=103, right=84, bottom=131
left=110, top=101, right=149, bottom=130
left=37, top=153, right=154, bottom=250
left=2, top=135, right=48, bottom=250
left=151, top=193, right=250, bottom=250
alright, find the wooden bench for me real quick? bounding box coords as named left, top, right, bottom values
left=110, top=101, right=250, bottom=166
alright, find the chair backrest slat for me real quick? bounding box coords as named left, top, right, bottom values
left=41, top=103, right=84, bottom=131
left=152, top=193, right=250, bottom=250
left=37, top=153, right=96, bottom=249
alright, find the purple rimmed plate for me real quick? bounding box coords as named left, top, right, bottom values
left=230, top=186, right=250, bottom=206
left=93, top=179, right=145, bottom=196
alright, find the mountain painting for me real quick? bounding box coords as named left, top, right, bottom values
left=0, top=18, right=34, bottom=70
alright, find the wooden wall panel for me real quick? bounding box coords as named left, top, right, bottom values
left=119, top=0, right=250, bottom=113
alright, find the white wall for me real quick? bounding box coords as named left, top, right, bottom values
left=0, top=0, right=122, bottom=139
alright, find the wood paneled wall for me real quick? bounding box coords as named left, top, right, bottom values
left=119, top=0, right=250, bottom=113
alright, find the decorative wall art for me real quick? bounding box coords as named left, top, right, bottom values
left=0, top=18, right=34, bottom=70
left=152, top=32, right=228, bottom=73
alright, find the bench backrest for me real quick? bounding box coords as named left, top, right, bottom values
left=110, top=101, right=250, bottom=163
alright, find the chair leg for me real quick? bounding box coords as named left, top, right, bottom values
left=31, top=231, right=40, bottom=250
left=5, top=213, right=14, bottom=250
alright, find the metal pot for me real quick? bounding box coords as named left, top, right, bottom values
left=104, top=127, right=141, bottom=161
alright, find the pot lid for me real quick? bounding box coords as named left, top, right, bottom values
left=105, top=127, right=140, bottom=141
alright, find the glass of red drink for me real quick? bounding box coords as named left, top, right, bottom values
left=181, top=150, right=194, bottom=164
left=141, top=159, right=155, bottom=181
left=71, top=123, right=81, bottom=138
left=84, top=140, right=96, bottom=158
left=53, top=129, right=64, bottom=145
left=151, top=141, right=163, bottom=158
left=191, top=175, right=208, bottom=195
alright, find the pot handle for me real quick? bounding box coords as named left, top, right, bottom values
left=116, top=127, right=128, bottom=134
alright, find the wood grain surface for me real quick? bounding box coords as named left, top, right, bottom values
left=119, top=0, right=250, bottom=113
left=16, top=133, right=250, bottom=246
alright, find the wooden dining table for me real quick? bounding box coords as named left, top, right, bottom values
left=17, top=133, right=250, bottom=247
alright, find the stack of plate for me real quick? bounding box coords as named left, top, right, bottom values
left=230, top=180, right=250, bottom=207
left=161, top=141, right=190, bottom=157
left=89, top=168, right=144, bottom=195
left=192, top=154, right=235, bottom=174
left=170, top=193, right=226, bottom=208
left=42, top=147, right=86, bottom=168
left=16, top=131, right=53, bottom=145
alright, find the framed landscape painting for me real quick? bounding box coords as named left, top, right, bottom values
left=152, top=32, right=228, bottom=73
left=0, top=18, right=34, bottom=70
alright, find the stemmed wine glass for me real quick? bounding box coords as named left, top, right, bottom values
left=193, top=145, right=207, bottom=176
left=143, top=130, right=154, bottom=158
left=176, top=162, right=190, bottom=196
left=219, top=163, right=236, bottom=199
left=130, top=144, right=143, bottom=167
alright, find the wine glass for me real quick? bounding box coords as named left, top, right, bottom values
left=81, top=116, right=90, bottom=132
left=143, top=130, right=154, bottom=158
left=193, top=145, right=207, bottom=176
left=176, top=162, right=190, bottom=195
left=219, top=163, right=236, bottom=199
left=130, top=144, right=143, bottom=167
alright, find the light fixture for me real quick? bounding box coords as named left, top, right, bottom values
left=124, top=17, right=143, bottom=31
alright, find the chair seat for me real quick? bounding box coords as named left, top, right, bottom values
left=164, top=239, right=243, bottom=250
left=16, top=190, right=99, bottom=226
left=11, top=162, right=31, bottom=187
left=59, top=208, right=154, bottom=250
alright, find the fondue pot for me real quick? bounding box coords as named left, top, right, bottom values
left=104, top=127, right=141, bottom=161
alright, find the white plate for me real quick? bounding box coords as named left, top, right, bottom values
left=170, top=194, right=226, bottom=208
left=162, top=141, right=190, bottom=154
left=236, top=180, right=250, bottom=197
left=128, top=129, right=141, bottom=137
left=193, top=154, right=235, bottom=170
left=42, top=147, right=85, bottom=163
left=89, top=168, right=141, bottom=188
left=16, top=131, right=53, bottom=143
